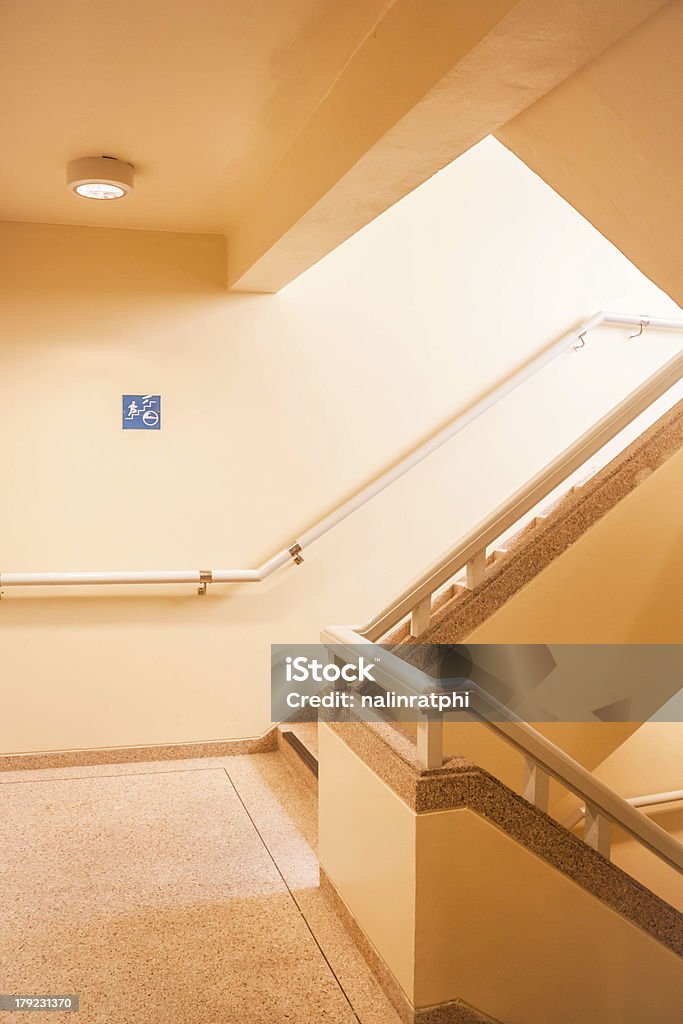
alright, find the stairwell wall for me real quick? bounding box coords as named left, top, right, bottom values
left=0, top=137, right=679, bottom=753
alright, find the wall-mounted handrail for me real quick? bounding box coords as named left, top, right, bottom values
left=564, top=790, right=683, bottom=830
left=1, top=311, right=681, bottom=591
left=359, top=347, right=683, bottom=642
left=320, top=624, right=683, bottom=876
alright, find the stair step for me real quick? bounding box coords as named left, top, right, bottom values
left=280, top=728, right=319, bottom=779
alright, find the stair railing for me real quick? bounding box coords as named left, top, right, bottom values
left=1, top=311, right=681, bottom=592
left=319, top=624, right=683, bottom=875
left=358, top=347, right=683, bottom=643
left=564, top=790, right=683, bottom=830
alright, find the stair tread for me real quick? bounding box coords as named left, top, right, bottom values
left=284, top=721, right=318, bottom=756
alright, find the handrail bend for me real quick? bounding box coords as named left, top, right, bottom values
left=1, top=311, right=681, bottom=591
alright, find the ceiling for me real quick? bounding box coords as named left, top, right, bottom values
left=498, top=0, right=683, bottom=306
left=0, top=0, right=389, bottom=234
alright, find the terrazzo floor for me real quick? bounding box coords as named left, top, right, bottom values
left=0, top=751, right=401, bottom=1024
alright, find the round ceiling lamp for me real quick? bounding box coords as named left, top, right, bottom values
left=67, top=156, right=134, bottom=200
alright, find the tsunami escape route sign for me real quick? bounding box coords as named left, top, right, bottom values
left=122, top=394, right=161, bottom=430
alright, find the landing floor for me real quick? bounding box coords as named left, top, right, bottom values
left=0, top=752, right=400, bottom=1023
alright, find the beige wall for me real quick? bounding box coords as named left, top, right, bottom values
left=318, top=724, right=683, bottom=1022
left=498, top=1, right=683, bottom=306
left=1, top=137, right=679, bottom=753
left=466, top=447, right=683, bottom=644
left=439, top=721, right=639, bottom=795
left=415, top=807, right=683, bottom=1022
left=564, top=722, right=683, bottom=910
left=318, top=725, right=416, bottom=999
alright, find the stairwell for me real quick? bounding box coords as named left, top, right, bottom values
left=277, top=398, right=683, bottom=1023
left=3, top=402, right=681, bottom=1024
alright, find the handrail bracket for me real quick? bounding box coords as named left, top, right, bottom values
left=288, top=542, right=304, bottom=566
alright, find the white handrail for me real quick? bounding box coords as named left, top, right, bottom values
left=1, top=311, right=681, bottom=590
left=564, top=790, right=683, bottom=830
left=360, top=348, right=683, bottom=641
left=320, top=624, right=683, bottom=876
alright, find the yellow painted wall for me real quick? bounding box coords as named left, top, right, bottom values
left=560, top=721, right=683, bottom=910
left=1, top=138, right=680, bottom=752
left=318, top=724, right=683, bottom=1022
left=466, top=447, right=683, bottom=644
left=416, top=807, right=683, bottom=1022
left=318, top=725, right=416, bottom=1000
left=440, top=721, right=639, bottom=795
left=498, top=1, right=683, bottom=306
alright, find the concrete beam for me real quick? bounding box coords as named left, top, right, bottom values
left=227, top=0, right=666, bottom=293
left=498, top=0, right=683, bottom=306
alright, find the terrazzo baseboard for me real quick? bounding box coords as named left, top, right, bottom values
left=320, top=869, right=502, bottom=1024
left=0, top=727, right=278, bottom=772
left=414, top=1002, right=503, bottom=1024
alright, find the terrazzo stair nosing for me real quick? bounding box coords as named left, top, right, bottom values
left=0, top=727, right=278, bottom=772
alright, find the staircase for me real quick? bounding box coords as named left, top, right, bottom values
left=3, top=309, right=681, bottom=1021
left=312, top=394, right=683, bottom=1023
left=385, top=399, right=683, bottom=647
left=278, top=721, right=319, bottom=785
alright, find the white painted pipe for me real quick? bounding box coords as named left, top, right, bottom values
left=1, top=311, right=681, bottom=590
left=208, top=569, right=261, bottom=583
left=297, top=314, right=605, bottom=549
left=0, top=568, right=264, bottom=587
left=601, top=313, right=683, bottom=330
left=1, top=570, right=205, bottom=586
left=628, top=789, right=683, bottom=809
left=253, top=550, right=293, bottom=580
left=565, top=789, right=683, bottom=829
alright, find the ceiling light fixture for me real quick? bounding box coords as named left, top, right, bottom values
left=67, top=156, right=134, bottom=200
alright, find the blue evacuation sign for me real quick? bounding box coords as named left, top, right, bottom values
left=122, top=394, right=161, bottom=430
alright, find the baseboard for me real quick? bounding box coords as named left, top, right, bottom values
left=320, top=867, right=415, bottom=1024
left=320, top=868, right=503, bottom=1024
left=0, top=727, right=278, bottom=772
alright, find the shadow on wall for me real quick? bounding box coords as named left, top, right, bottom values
left=629, top=520, right=683, bottom=641
left=2, top=221, right=230, bottom=295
